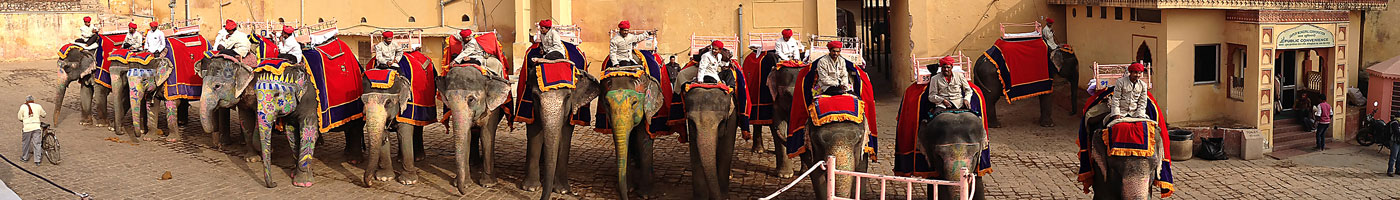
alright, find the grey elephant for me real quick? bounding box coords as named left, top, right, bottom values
left=593, top=50, right=668, bottom=199
left=247, top=39, right=368, bottom=188
left=894, top=80, right=992, bottom=200
left=971, top=39, right=1079, bottom=128
left=107, top=49, right=170, bottom=137
left=53, top=45, right=101, bottom=127
left=358, top=66, right=412, bottom=187
left=670, top=57, right=751, bottom=199
left=512, top=42, right=599, bottom=200
left=124, top=34, right=208, bottom=142
left=437, top=61, right=513, bottom=193
left=761, top=51, right=806, bottom=178
left=195, top=55, right=260, bottom=152
left=783, top=58, right=877, bottom=199
left=1076, top=87, right=1175, bottom=199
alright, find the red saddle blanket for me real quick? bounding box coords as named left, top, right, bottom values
left=364, top=69, right=398, bottom=89
left=126, top=51, right=156, bottom=65
left=304, top=39, right=366, bottom=132
left=684, top=82, right=733, bottom=94
left=1107, top=121, right=1158, bottom=157
left=162, top=35, right=208, bottom=100
left=810, top=94, right=864, bottom=126
left=538, top=62, right=576, bottom=91
left=57, top=44, right=82, bottom=59
left=396, top=51, right=437, bottom=125
left=107, top=49, right=132, bottom=64
left=250, top=35, right=279, bottom=60
left=987, top=39, right=1053, bottom=101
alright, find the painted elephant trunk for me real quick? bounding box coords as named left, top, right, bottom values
left=52, top=79, right=69, bottom=125
left=605, top=92, right=638, bottom=200
left=830, top=145, right=857, bottom=198
left=199, top=94, right=218, bottom=134
left=936, top=144, right=979, bottom=199
left=361, top=97, right=389, bottom=187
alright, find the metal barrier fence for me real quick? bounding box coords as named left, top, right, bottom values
left=761, top=156, right=976, bottom=200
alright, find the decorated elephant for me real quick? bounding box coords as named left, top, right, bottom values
left=511, top=41, right=599, bottom=199
left=1076, top=87, right=1175, bottom=199
left=971, top=36, right=1079, bottom=128
left=107, top=48, right=170, bottom=137
left=86, top=33, right=130, bottom=130
left=894, top=80, right=993, bottom=200
left=247, top=38, right=367, bottom=188
left=425, top=32, right=516, bottom=193
left=358, top=66, right=411, bottom=187
left=125, top=34, right=208, bottom=142
left=195, top=55, right=260, bottom=152
left=669, top=52, right=751, bottom=199
left=53, top=44, right=101, bottom=126
left=784, top=55, right=877, bottom=199
left=593, top=49, right=670, bottom=199
left=756, top=49, right=806, bottom=178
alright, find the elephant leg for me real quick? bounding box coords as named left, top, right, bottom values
left=984, top=98, right=1003, bottom=128
left=79, top=84, right=94, bottom=125
left=750, top=125, right=764, bottom=153
left=94, top=87, right=111, bottom=130
left=1037, top=93, right=1055, bottom=127
left=253, top=98, right=278, bottom=188
left=344, top=117, right=366, bottom=165
left=808, top=145, right=830, bottom=199
left=521, top=122, right=544, bottom=192
left=552, top=123, right=576, bottom=195
left=448, top=100, right=475, bottom=194
left=113, top=73, right=130, bottom=135
left=718, top=117, right=738, bottom=196
left=165, top=100, right=182, bottom=142
left=475, top=109, right=504, bottom=188
left=414, top=126, right=425, bottom=161
left=127, top=76, right=145, bottom=137
left=396, top=123, right=419, bottom=185
left=292, top=116, right=320, bottom=187
left=632, top=128, right=656, bottom=197
left=772, top=120, right=795, bottom=178
left=238, top=108, right=260, bottom=160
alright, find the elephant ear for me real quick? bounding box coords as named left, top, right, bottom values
left=569, top=71, right=601, bottom=112
left=232, top=62, right=257, bottom=99
left=154, top=59, right=176, bottom=86
left=484, top=78, right=513, bottom=110
left=641, top=77, right=664, bottom=119
left=671, top=66, right=698, bottom=94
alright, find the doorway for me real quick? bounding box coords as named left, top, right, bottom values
left=1276, top=50, right=1298, bottom=118
left=858, top=0, right=891, bottom=87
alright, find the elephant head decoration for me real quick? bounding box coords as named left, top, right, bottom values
left=784, top=57, right=878, bottom=199
left=195, top=56, right=258, bottom=151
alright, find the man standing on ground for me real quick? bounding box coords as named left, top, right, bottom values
left=18, top=96, right=46, bottom=166
left=1313, top=96, right=1332, bottom=150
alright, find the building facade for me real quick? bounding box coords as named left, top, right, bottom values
left=1052, top=0, right=1388, bottom=152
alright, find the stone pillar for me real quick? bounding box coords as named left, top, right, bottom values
left=815, top=0, right=837, bottom=35
left=550, top=0, right=571, bottom=25
left=512, top=0, right=533, bottom=70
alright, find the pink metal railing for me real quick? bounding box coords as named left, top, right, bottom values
left=761, top=156, right=976, bottom=200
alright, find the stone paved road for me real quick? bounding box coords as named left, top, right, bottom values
left=0, top=61, right=1396, bottom=199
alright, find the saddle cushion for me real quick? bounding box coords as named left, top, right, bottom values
left=784, top=56, right=877, bottom=161
left=684, top=82, right=733, bottom=94
left=163, top=35, right=208, bottom=100
left=254, top=59, right=296, bottom=75
left=809, top=94, right=864, bottom=126
left=365, top=69, right=398, bottom=89
left=107, top=49, right=132, bottom=64
left=776, top=60, right=807, bottom=69
left=58, top=44, right=82, bottom=59
left=1106, top=121, right=1157, bottom=157
left=126, top=51, right=156, bottom=65
left=986, top=38, right=1053, bottom=102
left=537, top=62, right=576, bottom=92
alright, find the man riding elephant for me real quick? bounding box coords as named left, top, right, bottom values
left=1108, top=63, right=1150, bottom=123
left=534, top=20, right=568, bottom=61
left=608, top=21, right=652, bottom=68
left=926, top=56, right=973, bottom=114
left=142, top=22, right=165, bottom=55
left=1077, top=62, right=1175, bottom=199
left=213, top=20, right=251, bottom=58
left=695, top=41, right=732, bottom=84
left=121, top=22, right=143, bottom=51
left=373, top=31, right=406, bottom=70
left=786, top=41, right=879, bottom=198
left=813, top=41, right=853, bottom=95
left=74, top=16, right=99, bottom=50
left=276, top=26, right=303, bottom=63
left=775, top=29, right=804, bottom=63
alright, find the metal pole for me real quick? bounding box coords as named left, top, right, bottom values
left=827, top=156, right=837, bottom=199
left=738, top=4, right=743, bottom=50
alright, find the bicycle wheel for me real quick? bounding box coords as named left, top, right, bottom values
left=42, top=133, right=60, bottom=165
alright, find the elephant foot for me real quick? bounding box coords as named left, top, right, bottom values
left=453, top=178, right=470, bottom=195
left=292, top=171, right=315, bottom=187
left=552, top=183, right=575, bottom=195
left=1039, top=120, right=1055, bottom=127
left=263, top=181, right=277, bottom=188
left=165, top=137, right=180, bottom=143
left=345, top=152, right=363, bottom=165
left=374, top=169, right=395, bottom=182
left=476, top=174, right=497, bottom=188
left=397, top=172, right=419, bottom=185
left=520, top=181, right=541, bottom=192
left=988, top=121, right=1004, bottom=128
left=777, top=170, right=795, bottom=179
left=243, top=155, right=262, bottom=163
left=79, top=120, right=91, bottom=126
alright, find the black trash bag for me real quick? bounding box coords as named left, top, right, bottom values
left=1198, top=137, right=1228, bottom=160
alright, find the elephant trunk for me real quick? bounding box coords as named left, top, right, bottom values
left=53, top=79, right=69, bottom=125
left=936, top=145, right=978, bottom=199
left=1119, top=158, right=1155, bottom=200
left=447, top=97, right=475, bottom=195
left=360, top=96, right=389, bottom=187
left=830, top=145, right=857, bottom=198
left=199, top=95, right=218, bottom=134
left=692, top=112, right=725, bottom=198
left=605, top=91, right=640, bottom=199
left=539, top=92, right=567, bottom=200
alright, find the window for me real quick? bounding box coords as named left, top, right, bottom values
left=1115, top=7, right=1123, bottom=20
left=1194, top=44, right=1221, bottom=84
left=360, top=17, right=367, bottom=23
left=1131, top=8, right=1162, bottom=23
left=461, top=15, right=470, bottom=22
left=1087, top=6, right=1093, bottom=18
left=1227, top=45, right=1247, bottom=100
left=357, top=41, right=371, bottom=64
left=408, top=16, right=416, bottom=22
left=1072, top=8, right=1077, bottom=18
left=1100, top=7, right=1107, bottom=19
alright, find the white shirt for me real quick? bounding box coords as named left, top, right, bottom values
left=17, top=103, right=45, bottom=132
left=1108, top=76, right=1150, bottom=119
left=814, top=54, right=852, bottom=92
left=78, top=24, right=97, bottom=39
left=277, top=33, right=304, bottom=62
left=1042, top=26, right=1059, bottom=50
left=697, top=51, right=726, bottom=81
left=214, top=29, right=252, bottom=57
left=774, top=37, right=804, bottom=61
left=374, top=41, right=405, bottom=66
left=926, top=72, right=973, bottom=109
left=608, top=32, right=650, bottom=66
left=453, top=36, right=489, bottom=64
left=536, top=29, right=567, bottom=56
left=124, top=31, right=144, bottom=50
left=144, top=30, right=166, bottom=53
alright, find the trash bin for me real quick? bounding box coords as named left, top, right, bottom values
left=1169, top=130, right=1193, bottom=161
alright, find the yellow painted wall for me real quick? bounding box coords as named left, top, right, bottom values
left=1162, top=9, right=1228, bottom=122
left=1062, top=6, right=1166, bottom=96
left=1364, top=0, right=1400, bottom=71
left=0, top=13, right=103, bottom=62
left=1223, top=21, right=1260, bottom=132
left=891, top=0, right=1065, bottom=93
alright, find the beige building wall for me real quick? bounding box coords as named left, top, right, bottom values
left=1364, top=0, right=1400, bottom=70
left=0, top=13, right=103, bottom=62
left=1062, top=6, right=1166, bottom=92
left=891, top=0, right=1065, bottom=95
left=1223, top=21, right=1260, bottom=133
left=1162, top=9, right=1228, bottom=122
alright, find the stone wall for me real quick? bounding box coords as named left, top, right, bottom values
left=0, top=0, right=99, bottom=13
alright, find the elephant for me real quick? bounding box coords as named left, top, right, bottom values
left=515, top=43, right=600, bottom=200
left=1083, top=115, right=1166, bottom=199
left=358, top=68, right=412, bottom=187
left=125, top=35, right=209, bottom=142
left=123, top=56, right=184, bottom=141
left=53, top=46, right=100, bottom=127
left=248, top=39, right=368, bottom=188
left=671, top=61, right=746, bottom=199
left=1078, top=91, right=1173, bottom=200
left=106, top=50, right=169, bottom=137
left=971, top=41, right=1079, bottom=128
left=784, top=57, right=877, bottom=199
left=436, top=62, right=513, bottom=194
left=919, top=112, right=988, bottom=200
left=762, top=54, right=805, bottom=178
left=596, top=65, right=665, bottom=199
left=195, top=56, right=260, bottom=152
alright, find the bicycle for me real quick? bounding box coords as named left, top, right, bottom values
left=39, top=123, right=60, bottom=165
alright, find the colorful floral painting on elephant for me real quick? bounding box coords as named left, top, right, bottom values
left=248, top=38, right=366, bottom=188
left=125, top=34, right=209, bottom=142
left=593, top=49, right=670, bottom=199
left=53, top=43, right=102, bottom=128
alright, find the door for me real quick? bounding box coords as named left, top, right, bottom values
left=1277, top=50, right=1298, bottom=119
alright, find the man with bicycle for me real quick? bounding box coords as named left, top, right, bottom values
left=17, top=95, right=45, bottom=166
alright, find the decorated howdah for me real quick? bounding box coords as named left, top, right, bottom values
left=302, top=38, right=366, bottom=132
left=163, top=34, right=209, bottom=100
left=1076, top=86, right=1175, bottom=198
left=894, top=81, right=993, bottom=178
left=594, top=49, right=673, bottom=137
left=984, top=38, right=1054, bottom=102
left=742, top=50, right=807, bottom=125
left=395, top=51, right=437, bottom=126
left=783, top=56, right=876, bottom=160
left=510, top=41, right=591, bottom=125
left=93, top=33, right=127, bottom=88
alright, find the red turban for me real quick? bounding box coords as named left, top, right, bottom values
left=150, top=22, right=159, bottom=29
left=539, top=20, right=553, bottom=28
left=224, top=20, right=236, bottom=30
left=711, top=40, right=724, bottom=49
left=618, top=21, right=631, bottom=29
left=83, top=16, right=91, bottom=23
left=382, top=31, right=393, bottom=38
left=128, top=22, right=137, bottom=29
left=460, top=29, right=473, bottom=38
left=826, top=41, right=842, bottom=49
left=1129, top=63, right=1146, bottom=72
left=782, top=29, right=793, bottom=37
left=282, top=25, right=295, bottom=34
left=940, top=56, right=956, bottom=66
left=1046, top=18, right=1055, bottom=24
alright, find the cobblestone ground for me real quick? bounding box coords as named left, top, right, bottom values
left=0, top=61, right=1397, bottom=199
